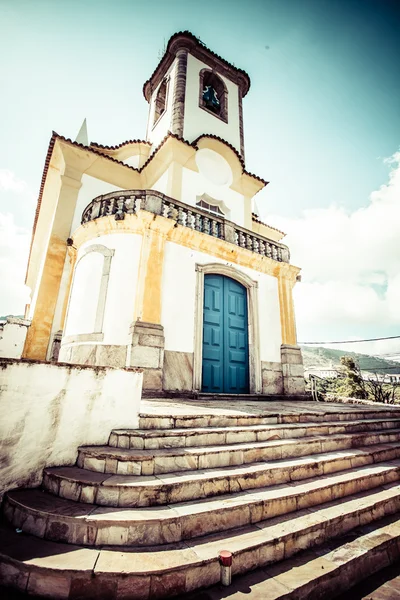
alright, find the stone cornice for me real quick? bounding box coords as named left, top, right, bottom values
left=143, top=31, right=251, bottom=102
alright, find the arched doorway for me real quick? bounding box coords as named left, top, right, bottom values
left=202, top=274, right=249, bottom=393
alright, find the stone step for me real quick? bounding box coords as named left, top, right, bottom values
left=77, top=428, right=400, bottom=475
left=182, top=514, right=400, bottom=600
left=2, top=487, right=400, bottom=599
left=44, top=442, right=400, bottom=507
left=5, top=461, right=400, bottom=547
left=138, top=408, right=400, bottom=430
left=110, top=417, right=400, bottom=449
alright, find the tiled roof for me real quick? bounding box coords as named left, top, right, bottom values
left=252, top=212, right=285, bottom=236
left=28, top=130, right=268, bottom=281
left=90, top=139, right=151, bottom=150
left=192, top=133, right=268, bottom=186
left=143, top=31, right=251, bottom=101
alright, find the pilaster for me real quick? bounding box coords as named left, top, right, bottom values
left=130, top=213, right=175, bottom=391
left=281, top=344, right=305, bottom=395
left=23, top=169, right=82, bottom=360
left=277, top=265, right=298, bottom=346
left=170, top=49, right=188, bottom=137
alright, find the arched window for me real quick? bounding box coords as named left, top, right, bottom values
left=64, top=244, right=114, bottom=342
left=196, top=193, right=230, bottom=218
left=199, top=69, right=228, bottom=123
left=153, top=78, right=168, bottom=126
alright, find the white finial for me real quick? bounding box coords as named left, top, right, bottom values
left=75, top=118, right=88, bottom=145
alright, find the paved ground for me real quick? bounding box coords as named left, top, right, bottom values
left=176, top=560, right=400, bottom=600
left=141, top=398, right=400, bottom=417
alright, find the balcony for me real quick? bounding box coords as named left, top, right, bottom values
left=81, top=190, right=290, bottom=263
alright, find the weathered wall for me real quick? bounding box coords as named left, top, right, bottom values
left=0, top=359, right=142, bottom=497
left=0, top=318, right=30, bottom=359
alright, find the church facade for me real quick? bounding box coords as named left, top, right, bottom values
left=22, top=31, right=304, bottom=397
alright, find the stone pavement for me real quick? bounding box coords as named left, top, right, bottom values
left=141, top=397, right=400, bottom=417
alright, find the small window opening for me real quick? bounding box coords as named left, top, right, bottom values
left=196, top=199, right=225, bottom=217
left=153, top=79, right=168, bottom=125
left=199, top=70, right=228, bottom=122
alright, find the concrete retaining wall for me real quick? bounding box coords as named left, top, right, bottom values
left=0, top=359, right=142, bottom=497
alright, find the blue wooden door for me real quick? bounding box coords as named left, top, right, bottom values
left=202, top=274, right=249, bottom=393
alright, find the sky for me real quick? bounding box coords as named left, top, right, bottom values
left=1, top=0, right=399, bottom=357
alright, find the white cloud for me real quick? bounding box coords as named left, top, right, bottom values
left=0, top=212, right=31, bottom=316
left=266, top=151, right=400, bottom=350
left=0, top=169, right=34, bottom=198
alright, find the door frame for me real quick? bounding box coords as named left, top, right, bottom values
left=193, top=263, right=262, bottom=394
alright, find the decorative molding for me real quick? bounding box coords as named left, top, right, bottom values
left=63, top=244, right=115, bottom=345
left=198, top=68, right=228, bottom=124
left=62, top=332, right=104, bottom=345
left=80, top=190, right=290, bottom=264
left=196, top=193, right=231, bottom=219
left=193, top=262, right=261, bottom=393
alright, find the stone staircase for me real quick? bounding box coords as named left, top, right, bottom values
left=2, top=404, right=400, bottom=599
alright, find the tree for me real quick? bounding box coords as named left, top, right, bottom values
left=364, top=375, right=400, bottom=404
left=339, top=356, right=368, bottom=399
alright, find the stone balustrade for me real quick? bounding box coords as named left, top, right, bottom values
left=81, top=189, right=290, bottom=263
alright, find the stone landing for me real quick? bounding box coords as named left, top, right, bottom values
left=2, top=400, right=400, bottom=599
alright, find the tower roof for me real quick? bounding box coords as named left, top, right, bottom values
left=143, top=31, right=251, bottom=102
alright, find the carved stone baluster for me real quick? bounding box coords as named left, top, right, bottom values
left=218, top=222, right=224, bottom=239
left=239, top=231, right=246, bottom=247
left=114, top=197, right=125, bottom=220
left=259, top=239, right=266, bottom=256
left=168, top=203, right=176, bottom=220
left=134, top=197, right=142, bottom=213
left=203, top=216, right=210, bottom=235
left=178, top=206, right=186, bottom=226
left=162, top=200, right=170, bottom=218
left=195, top=213, right=202, bottom=231
left=187, top=210, right=194, bottom=229
left=211, top=220, right=218, bottom=237
left=253, top=237, right=259, bottom=254
left=266, top=243, right=272, bottom=258
left=277, top=247, right=282, bottom=262
left=107, top=199, right=116, bottom=216
left=246, top=234, right=253, bottom=251
left=125, top=196, right=135, bottom=214
left=100, top=200, right=109, bottom=217
left=272, top=245, right=278, bottom=260
left=234, top=230, right=239, bottom=245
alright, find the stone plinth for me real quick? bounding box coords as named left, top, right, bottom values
left=281, top=344, right=305, bottom=396
left=129, top=320, right=165, bottom=392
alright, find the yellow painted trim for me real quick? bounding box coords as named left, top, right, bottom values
left=73, top=212, right=300, bottom=279
left=23, top=234, right=69, bottom=359
left=60, top=245, right=77, bottom=330
left=277, top=270, right=298, bottom=345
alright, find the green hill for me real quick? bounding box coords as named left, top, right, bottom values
left=301, top=345, right=400, bottom=375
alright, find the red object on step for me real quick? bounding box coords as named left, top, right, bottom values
left=219, top=550, right=233, bottom=566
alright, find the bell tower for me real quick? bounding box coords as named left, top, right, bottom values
left=143, top=31, right=250, bottom=160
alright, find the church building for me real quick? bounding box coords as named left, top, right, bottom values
left=22, top=31, right=304, bottom=397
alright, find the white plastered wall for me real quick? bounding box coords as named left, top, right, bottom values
left=0, top=359, right=142, bottom=495
left=151, top=169, right=169, bottom=195
left=147, top=62, right=176, bottom=149
left=183, top=54, right=241, bottom=152
left=161, top=241, right=282, bottom=363
left=181, top=167, right=245, bottom=226
left=64, top=233, right=142, bottom=346
left=71, top=175, right=122, bottom=234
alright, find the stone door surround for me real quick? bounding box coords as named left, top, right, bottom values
left=193, top=262, right=261, bottom=394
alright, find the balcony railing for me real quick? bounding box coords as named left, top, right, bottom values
left=81, top=190, right=290, bottom=263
